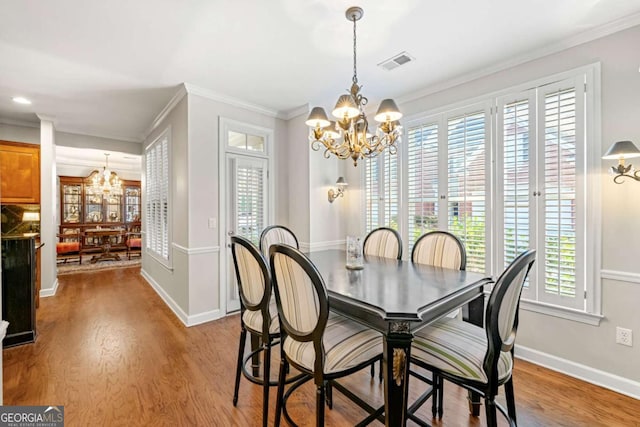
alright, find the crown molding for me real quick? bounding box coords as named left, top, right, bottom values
left=56, top=126, right=142, bottom=143
left=0, top=117, right=40, bottom=129
left=184, top=82, right=279, bottom=118
left=36, top=113, right=57, bottom=124
left=142, top=84, right=188, bottom=141
left=278, top=104, right=309, bottom=121
left=398, top=12, right=640, bottom=106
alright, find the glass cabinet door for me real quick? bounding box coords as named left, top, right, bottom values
left=62, top=183, right=82, bottom=223
left=84, top=187, right=104, bottom=223
left=125, top=186, right=141, bottom=223
left=105, top=194, right=122, bottom=223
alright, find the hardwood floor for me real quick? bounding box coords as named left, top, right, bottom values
left=3, top=268, right=639, bottom=426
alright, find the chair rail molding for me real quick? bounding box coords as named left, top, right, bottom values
left=601, top=269, right=640, bottom=285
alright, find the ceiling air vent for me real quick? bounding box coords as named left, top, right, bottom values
left=378, top=51, right=414, bottom=71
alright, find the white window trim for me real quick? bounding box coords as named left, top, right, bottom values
left=144, top=126, right=172, bottom=269
left=375, top=63, right=602, bottom=324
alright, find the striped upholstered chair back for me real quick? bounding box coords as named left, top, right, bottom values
left=411, top=230, right=466, bottom=270
left=230, top=236, right=271, bottom=320
left=484, top=250, right=536, bottom=391
left=269, top=244, right=329, bottom=373
left=363, top=227, right=403, bottom=260
left=260, top=225, right=299, bottom=261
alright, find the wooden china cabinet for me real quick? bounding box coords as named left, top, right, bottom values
left=59, top=174, right=141, bottom=253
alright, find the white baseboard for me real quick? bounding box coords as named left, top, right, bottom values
left=140, top=269, right=223, bottom=327
left=39, top=279, right=59, bottom=298
left=186, top=309, right=224, bottom=326
left=515, top=345, right=640, bottom=400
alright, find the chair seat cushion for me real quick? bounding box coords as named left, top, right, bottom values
left=127, top=238, right=142, bottom=248
left=242, top=301, right=279, bottom=335
left=283, top=315, right=382, bottom=375
left=411, top=318, right=512, bottom=383
left=57, top=242, right=80, bottom=254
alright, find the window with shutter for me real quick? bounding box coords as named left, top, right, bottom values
left=145, top=128, right=171, bottom=265
left=234, top=159, right=266, bottom=246
left=364, top=150, right=399, bottom=233
left=407, top=122, right=439, bottom=251
left=447, top=111, right=487, bottom=273
left=370, top=65, right=599, bottom=318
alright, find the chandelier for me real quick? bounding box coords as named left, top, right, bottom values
left=90, top=153, right=123, bottom=196
left=306, top=6, right=403, bottom=167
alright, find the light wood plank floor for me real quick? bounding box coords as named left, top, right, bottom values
left=3, top=267, right=639, bottom=426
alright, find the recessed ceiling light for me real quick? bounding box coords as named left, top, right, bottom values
left=12, top=97, right=32, bottom=105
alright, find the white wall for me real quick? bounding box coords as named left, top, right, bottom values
left=141, top=96, right=190, bottom=315
left=356, top=25, right=640, bottom=383
left=286, top=113, right=311, bottom=246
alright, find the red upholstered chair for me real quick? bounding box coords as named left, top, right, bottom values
left=126, top=232, right=142, bottom=260
left=56, top=231, right=82, bottom=264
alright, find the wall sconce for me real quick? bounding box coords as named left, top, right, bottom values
left=328, top=177, right=348, bottom=203
left=602, top=140, right=640, bottom=184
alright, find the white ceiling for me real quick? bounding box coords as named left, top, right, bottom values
left=1, top=0, right=640, bottom=143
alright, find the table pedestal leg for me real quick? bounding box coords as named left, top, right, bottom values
left=383, top=322, right=412, bottom=427
left=463, top=293, right=485, bottom=416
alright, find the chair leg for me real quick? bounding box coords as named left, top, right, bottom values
left=431, top=374, right=438, bottom=418
left=274, top=359, right=287, bottom=427
left=316, top=383, right=325, bottom=426
left=233, top=328, right=247, bottom=406
left=437, top=375, right=444, bottom=418
left=326, top=380, right=333, bottom=409
left=505, top=377, right=517, bottom=424
left=370, top=362, right=375, bottom=378
left=485, top=398, right=498, bottom=427
left=378, top=359, right=383, bottom=382
left=262, top=341, right=271, bottom=427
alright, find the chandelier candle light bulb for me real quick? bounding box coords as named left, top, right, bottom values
left=306, top=6, right=403, bottom=166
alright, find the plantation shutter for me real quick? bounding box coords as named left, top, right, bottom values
left=407, top=122, right=439, bottom=251
left=537, top=79, right=585, bottom=309
left=497, top=93, right=536, bottom=296
left=145, top=131, right=170, bottom=263
left=383, top=151, right=399, bottom=230
left=446, top=110, right=489, bottom=273
left=235, top=159, right=266, bottom=246
left=364, top=157, right=379, bottom=233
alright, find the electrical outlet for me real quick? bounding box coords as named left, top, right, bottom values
left=616, top=327, right=633, bottom=347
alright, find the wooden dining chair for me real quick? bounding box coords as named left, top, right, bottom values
left=259, top=225, right=299, bottom=261
left=410, top=230, right=467, bottom=419
left=230, top=235, right=282, bottom=427
left=363, top=226, right=403, bottom=260
left=269, top=243, right=384, bottom=427
left=410, top=250, right=536, bottom=427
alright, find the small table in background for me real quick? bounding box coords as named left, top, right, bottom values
left=84, top=229, right=125, bottom=264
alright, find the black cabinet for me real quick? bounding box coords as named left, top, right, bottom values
left=1, top=236, right=36, bottom=347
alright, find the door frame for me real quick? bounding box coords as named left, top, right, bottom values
left=218, top=117, right=274, bottom=315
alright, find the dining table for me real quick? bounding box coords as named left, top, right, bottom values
left=306, top=249, right=493, bottom=427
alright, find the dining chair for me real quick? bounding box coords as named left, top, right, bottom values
left=411, top=230, right=466, bottom=270
left=410, top=249, right=536, bottom=427
left=410, top=230, right=467, bottom=418
left=363, top=226, right=403, bottom=260
left=230, top=235, right=283, bottom=427
left=259, top=225, right=299, bottom=260
left=269, top=243, right=384, bottom=427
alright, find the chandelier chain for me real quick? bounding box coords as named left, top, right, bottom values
left=352, top=13, right=358, bottom=85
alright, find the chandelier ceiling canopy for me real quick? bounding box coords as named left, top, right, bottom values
left=90, top=153, right=123, bottom=196
left=306, top=6, right=403, bottom=167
